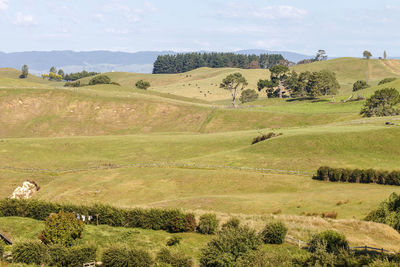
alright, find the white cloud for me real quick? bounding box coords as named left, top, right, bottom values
left=219, top=3, right=307, bottom=20
left=93, top=13, right=105, bottom=22
left=102, top=1, right=157, bottom=23
left=14, top=13, right=37, bottom=26
left=0, top=0, right=8, bottom=10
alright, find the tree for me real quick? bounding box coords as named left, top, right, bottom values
left=89, top=75, right=111, bottom=85
left=39, top=211, right=85, bottom=246
left=135, top=80, right=150, bottom=90
left=352, top=80, right=369, bottom=91
left=239, top=89, right=259, bottom=103
left=384, top=50, right=387, bottom=60
left=20, top=64, right=29, bottom=78
left=220, top=73, right=248, bottom=108
left=306, top=70, right=339, bottom=97
left=50, top=66, right=57, bottom=73
left=363, top=50, right=372, bottom=59
left=315, top=50, right=328, bottom=61
left=258, top=65, right=289, bottom=98
left=57, top=69, right=65, bottom=79
left=360, top=88, right=400, bottom=117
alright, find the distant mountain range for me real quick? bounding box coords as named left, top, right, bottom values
left=0, top=50, right=314, bottom=75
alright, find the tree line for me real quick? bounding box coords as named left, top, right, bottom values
left=152, top=52, right=286, bottom=74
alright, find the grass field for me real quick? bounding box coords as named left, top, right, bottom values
left=1, top=58, right=400, bottom=254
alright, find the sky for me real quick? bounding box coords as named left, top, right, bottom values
left=0, top=0, right=399, bottom=57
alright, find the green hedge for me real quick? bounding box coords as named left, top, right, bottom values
left=0, top=199, right=196, bottom=233
left=314, top=166, right=400, bottom=186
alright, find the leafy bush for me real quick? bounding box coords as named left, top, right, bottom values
left=48, top=244, right=96, bottom=267
left=39, top=211, right=85, bottom=246
left=361, top=88, right=400, bottom=117
left=200, top=226, right=261, bottom=266
left=197, top=214, right=219, bottom=234
left=240, top=89, right=259, bottom=103
left=379, top=78, right=397, bottom=85
left=156, top=247, right=193, bottom=267
left=251, top=132, right=281, bottom=145
left=260, top=221, right=287, bottom=244
left=308, top=230, right=349, bottom=254
left=64, top=81, right=81, bottom=87
left=365, top=192, right=400, bottom=231
left=12, top=241, right=49, bottom=265
left=89, top=75, right=111, bottom=85
left=0, top=199, right=196, bottom=233
left=353, top=80, right=369, bottom=91
left=64, top=71, right=99, bottom=81
left=166, top=236, right=182, bottom=246
left=167, top=213, right=197, bottom=233
left=136, top=80, right=151, bottom=90
left=237, top=249, right=293, bottom=267
left=102, top=246, right=153, bottom=267
left=221, top=217, right=240, bottom=230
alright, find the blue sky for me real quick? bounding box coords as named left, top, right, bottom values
left=0, top=0, right=399, bottom=57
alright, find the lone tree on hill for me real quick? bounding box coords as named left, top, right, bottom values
left=384, top=50, right=387, bottom=60
left=136, top=80, right=151, bottom=90
left=315, top=50, right=328, bottom=61
left=220, top=72, right=248, bottom=108
left=360, top=88, right=400, bottom=117
left=363, top=50, right=372, bottom=59
left=20, top=64, right=29, bottom=78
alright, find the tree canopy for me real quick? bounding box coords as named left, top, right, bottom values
left=360, top=88, right=400, bottom=117
left=353, top=80, right=369, bottom=91
left=20, top=64, right=29, bottom=79
left=135, top=80, right=150, bottom=90
left=363, top=50, right=372, bottom=59
left=220, top=73, right=248, bottom=108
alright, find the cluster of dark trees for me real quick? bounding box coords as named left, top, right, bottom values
left=152, top=53, right=286, bottom=74
left=366, top=192, right=400, bottom=231
left=64, top=70, right=99, bottom=81
left=361, top=87, right=400, bottom=117
left=314, top=166, right=400, bottom=186
left=258, top=66, right=339, bottom=98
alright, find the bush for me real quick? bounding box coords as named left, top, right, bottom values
left=197, top=214, right=219, bottom=234
left=200, top=226, right=261, bottom=266
left=156, top=248, right=193, bottom=267
left=251, top=132, right=280, bottom=145
left=12, top=241, right=48, bottom=265
left=353, top=80, right=369, bottom=91
left=136, top=80, right=151, bottom=90
left=239, top=89, right=259, bottom=103
left=166, top=236, right=182, bottom=246
left=260, top=221, right=287, bottom=244
left=308, top=230, right=349, bottom=254
left=102, top=246, right=153, bottom=267
left=379, top=78, right=396, bottom=85
left=361, top=88, right=400, bottom=117
left=64, top=81, right=81, bottom=87
left=221, top=217, right=240, bottom=230
left=89, top=75, right=111, bottom=85
left=236, top=249, right=293, bottom=267
left=39, top=211, right=85, bottom=246
left=48, top=244, right=96, bottom=266
left=315, top=166, right=330, bottom=181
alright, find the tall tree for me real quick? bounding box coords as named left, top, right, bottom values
left=20, top=64, right=29, bottom=78
left=363, top=50, right=372, bottom=59
left=361, top=88, right=400, bottom=117
left=384, top=51, right=387, bottom=60
left=49, top=66, right=57, bottom=73
left=220, top=73, right=248, bottom=108
left=315, top=50, right=328, bottom=61
left=57, top=69, right=65, bottom=78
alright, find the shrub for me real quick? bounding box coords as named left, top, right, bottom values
left=240, top=89, right=259, bottom=103
left=329, top=168, right=342, bottom=182
left=39, top=211, right=85, bottom=246
left=136, top=80, right=151, bottom=90
left=361, top=88, right=400, bottom=117
left=353, top=80, right=369, bottom=91
left=64, top=81, right=81, bottom=87
left=48, top=244, right=96, bottom=267
left=237, top=249, right=293, bottom=267
left=316, top=166, right=330, bottom=181
left=166, top=236, right=182, bottom=246
left=200, top=226, right=261, bottom=266
left=259, top=221, right=287, bottom=244
left=102, top=246, right=153, bottom=267
left=12, top=241, right=49, bottom=265
left=321, top=212, right=338, bottom=219
left=197, top=214, right=219, bottom=234
left=156, top=247, right=193, bottom=267
left=110, top=81, right=121, bottom=86
left=379, top=78, right=396, bottom=85
left=89, top=75, right=111, bottom=85
left=221, top=217, right=240, bottom=230
left=251, top=132, right=280, bottom=145
left=308, top=230, right=349, bottom=254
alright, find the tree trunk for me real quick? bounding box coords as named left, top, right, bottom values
left=278, top=82, right=283, bottom=98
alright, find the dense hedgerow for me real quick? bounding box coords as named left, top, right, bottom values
left=48, top=244, right=97, bottom=267
left=260, top=221, right=288, bottom=244
left=378, top=77, right=397, bottom=85
left=156, top=247, right=193, bottom=267
left=0, top=199, right=197, bottom=233
left=102, top=246, right=153, bottom=267
left=314, top=166, right=400, bottom=186
left=89, top=75, right=111, bottom=85
left=64, top=80, right=81, bottom=87
left=197, top=214, right=219, bottom=234
left=251, top=132, right=281, bottom=145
